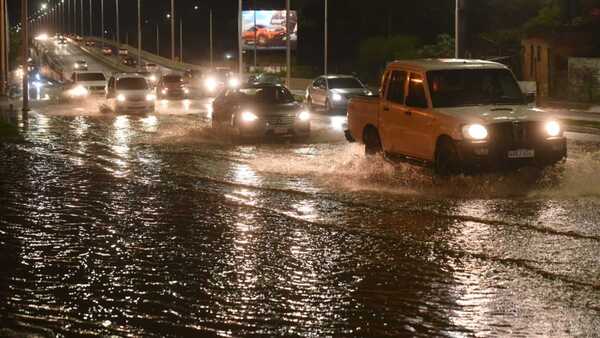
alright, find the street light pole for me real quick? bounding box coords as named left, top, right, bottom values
left=137, top=0, right=141, bottom=70
left=170, top=0, right=175, bottom=61
left=286, top=0, right=291, bottom=86
left=0, top=0, right=6, bottom=97
left=80, top=0, right=83, bottom=36
left=209, top=9, right=213, bottom=68
left=179, top=19, right=183, bottom=62
left=100, top=0, right=104, bottom=44
left=115, top=0, right=119, bottom=44
left=455, top=0, right=467, bottom=58
left=156, top=25, right=159, bottom=56
left=238, top=0, right=242, bottom=75
left=21, top=0, right=29, bottom=112
left=88, top=0, right=91, bottom=36
left=324, top=0, right=328, bottom=75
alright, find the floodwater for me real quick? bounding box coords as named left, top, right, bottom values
left=1, top=101, right=599, bottom=337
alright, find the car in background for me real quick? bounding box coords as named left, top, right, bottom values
left=84, top=40, right=95, bottom=47
left=242, top=24, right=286, bottom=46
left=145, top=63, right=160, bottom=73
left=66, top=71, right=107, bottom=98
left=101, top=47, right=112, bottom=56
left=121, top=56, right=137, bottom=68
left=212, top=83, right=310, bottom=140
left=104, top=73, right=155, bottom=114
left=156, top=74, right=189, bottom=100
left=56, top=37, right=67, bottom=46
left=73, top=60, right=89, bottom=71
left=137, top=71, right=159, bottom=87
left=118, top=48, right=129, bottom=56
left=305, top=74, right=372, bottom=114
left=248, top=73, right=283, bottom=86
left=201, top=68, right=237, bottom=96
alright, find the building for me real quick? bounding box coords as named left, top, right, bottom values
left=521, top=33, right=594, bottom=101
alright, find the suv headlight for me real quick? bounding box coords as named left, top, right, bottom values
left=146, top=94, right=156, bottom=101
left=462, top=124, right=488, bottom=140
left=545, top=120, right=561, bottom=137
left=117, top=94, right=126, bottom=102
left=70, top=85, right=89, bottom=97
left=241, top=111, right=258, bottom=122
left=298, top=111, right=310, bottom=122
left=332, top=93, right=343, bottom=102
left=228, top=77, right=241, bottom=88
left=205, top=77, right=217, bottom=91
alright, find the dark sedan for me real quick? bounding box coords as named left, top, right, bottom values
left=212, top=83, right=311, bottom=140
left=156, top=74, right=189, bottom=100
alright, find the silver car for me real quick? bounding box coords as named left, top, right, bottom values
left=305, top=75, right=373, bottom=114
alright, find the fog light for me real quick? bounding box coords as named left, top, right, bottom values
left=117, top=94, right=126, bottom=102
left=298, top=111, right=310, bottom=122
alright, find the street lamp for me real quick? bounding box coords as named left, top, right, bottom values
left=170, top=0, right=175, bottom=61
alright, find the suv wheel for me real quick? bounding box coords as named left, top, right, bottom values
left=364, top=128, right=382, bottom=156
left=435, top=139, right=461, bottom=176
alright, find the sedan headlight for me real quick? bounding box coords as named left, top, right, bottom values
left=241, top=111, right=258, bottom=123
left=161, top=88, right=168, bottom=94
left=298, top=111, right=310, bottom=122
left=545, top=120, right=561, bottom=137
left=146, top=94, right=156, bottom=101
left=149, top=75, right=157, bottom=82
left=183, top=87, right=190, bottom=94
left=332, top=93, right=343, bottom=102
left=117, top=94, right=126, bottom=102
left=463, top=124, right=488, bottom=140
left=228, top=77, right=241, bottom=88
left=69, top=85, right=89, bottom=97
left=205, top=77, right=217, bottom=91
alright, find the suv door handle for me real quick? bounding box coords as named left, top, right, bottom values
left=405, top=111, right=413, bottom=116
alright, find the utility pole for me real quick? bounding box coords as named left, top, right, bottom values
left=156, top=25, right=159, bottom=55
left=115, top=0, right=119, bottom=44
left=238, top=0, right=242, bottom=75
left=79, top=0, right=83, bottom=36
left=324, top=0, right=328, bottom=75
left=253, top=1, right=256, bottom=69
left=21, top=0, right=29, bottom=112
left=455, top=0, right=467, bottom=58
left=0, top=0, right=5, bottom=97
left=137, top=0, right=141, bottom=70
left=179, top=19, right=183, bottom=62
left=67, top=0, right=70, bottom=33
left=170, top=0, right=175, bottom=61
left=209, top=9, right=213, bottom=68
left=88, top=0, right=92, bottom=36
left=100, top=0, right=104, bottom=45
left=0, top=0, right=6, bottom=97
left=286, top=0, right=291, bottom=86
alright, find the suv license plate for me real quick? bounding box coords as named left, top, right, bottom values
left=273, top=127, right=288, bottom=135
left=508, top=149, right=535, bottom=159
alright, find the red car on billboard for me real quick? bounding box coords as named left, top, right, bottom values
left=243, top=24, right=286, bottom=46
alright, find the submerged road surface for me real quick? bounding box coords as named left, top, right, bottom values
left=1, top=102, right=600, bottom=336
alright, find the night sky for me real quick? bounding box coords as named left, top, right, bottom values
left=7, top=0, right=458, bottom=72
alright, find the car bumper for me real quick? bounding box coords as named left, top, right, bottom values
left=456, top=137, right=567, bottom=170
left=116, top=102, right=155, bottom=113
left=239, top=121, right=310, bottom=138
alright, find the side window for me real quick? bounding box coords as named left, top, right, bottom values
left=386, top=70, right=407, bottom=104
left=406, top=73, right=428, bottom=108
left=313, top=78, right=321, bottom=88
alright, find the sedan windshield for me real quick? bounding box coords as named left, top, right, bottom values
left=117, top=78, right=148, bottom=90
left=238, top=86, right=295, bottom=104
left=163, top=75, right=183, bottom=83
left=427, top=69, right=524, bottom=107
left=328, top=77, right=363, bottom=89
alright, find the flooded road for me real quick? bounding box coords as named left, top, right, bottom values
left=1, top=103, right=600, bottom=337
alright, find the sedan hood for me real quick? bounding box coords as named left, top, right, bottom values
left=437, top=105, right=556, bottom=124
left=331, top=88, right=370, bottom=95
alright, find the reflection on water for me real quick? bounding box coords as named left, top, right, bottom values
left=0, top=113, right=599, bottom=336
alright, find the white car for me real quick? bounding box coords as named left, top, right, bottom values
left=306, top=74, right=372, bottom=114
left=105, top=73, right=156, bottom=114
left=144, top=63, right=159, bottom=73
left=67, top=72, right=107, bottom=98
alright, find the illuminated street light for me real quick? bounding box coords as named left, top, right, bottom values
left=41, top=3, right=48, bottom=11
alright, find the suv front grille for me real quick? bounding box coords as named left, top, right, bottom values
left=489, top=121, right=544, bottom=146
left=265, top=115, right=295, bottom=126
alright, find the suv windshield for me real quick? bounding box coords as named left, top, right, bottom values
left=76, top=73, right=105, bottom=81
left=328, top=77, right=363, bottom=89
left=117, top=78, right=148, bottom=90
left=427, top=69, right=524, bottom=107
left=238, top=86, right=295, bottom=104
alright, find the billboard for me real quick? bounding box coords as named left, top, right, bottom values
left=242, top=10, right=297, bottom=50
